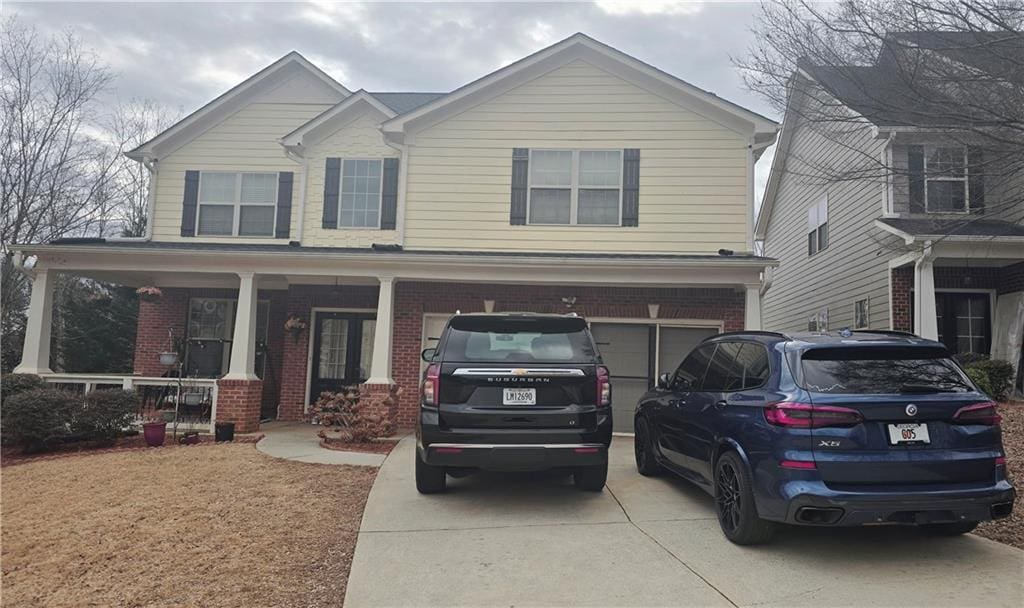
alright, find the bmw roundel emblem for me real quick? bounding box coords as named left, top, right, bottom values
left=906, top=404, right=918, bottom=417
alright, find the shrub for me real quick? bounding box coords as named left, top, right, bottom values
left=1, top=388, right=79, bottom=453
left=78, top=389, right=139, bottom=445
left=312, top=387, right=393, bottom=443
left=1, top=373, right=48, bottom=401
left=961, top=357, right=1015, bottom=402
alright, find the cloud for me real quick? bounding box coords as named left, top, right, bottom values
left=596, top=0, right=704, bottom=16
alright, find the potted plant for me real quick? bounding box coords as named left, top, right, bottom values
left=285, top=315, right=308, bottom=341
left=136, top=285, right=163, bottom=303
left=141, top=416, right=167, bottom=447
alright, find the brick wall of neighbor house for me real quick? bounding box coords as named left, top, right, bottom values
left=891, top=267, right=913, bottom=332
left=891, top=264, right=1024, bottom=332
left=278, top=284, right=380, bottom=421
left=389, top=282, right=747, bottom=428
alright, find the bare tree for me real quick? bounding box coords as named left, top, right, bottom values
left=738, top=0, right=1024, bottom=239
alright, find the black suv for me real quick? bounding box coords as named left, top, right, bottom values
left=415, top=313, right=613, bottom=493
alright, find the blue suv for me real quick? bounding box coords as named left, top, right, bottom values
left=634, top=330, right=1015, bottom=545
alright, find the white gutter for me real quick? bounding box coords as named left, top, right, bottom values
left=284, top=148, right=308, bottom=242
left=760, top=265, right=774, bottom=297
left=107, top=156, right=157, bottom=242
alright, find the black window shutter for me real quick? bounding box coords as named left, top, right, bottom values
left=968, top=148, right=985, bottom=213
left=381, top=158, right=399, bottom=230
left=275, top=172, right=293, bottom=238
left=622, top=148, right=640, bottom=226
left=322, top=158, right=340, bottom=229
left=180, top=170, right=200, bottom=237
left=908, top=145, right=925, bottom=213
left=510, top=148, right=529, bottom=225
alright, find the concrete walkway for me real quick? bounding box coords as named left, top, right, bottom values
left=256, top=421, right=387, bottom=466
left=345, top=436, right=1024, bottom=607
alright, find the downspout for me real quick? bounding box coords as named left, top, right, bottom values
left=760, top=266, right=774, bottom=297
left=107, top=156, right=157, bottom=242
left=284, top=148, right=308, bottom=243
left=383, top=137, right=408, bottom=247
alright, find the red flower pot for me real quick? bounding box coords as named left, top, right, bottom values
left=142, top=422, right=167, bottom=447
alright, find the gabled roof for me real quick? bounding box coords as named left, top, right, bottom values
left=126, top=51, right=350, bottom=160
left=875, top=217, right=1024, bottom=242
left=369, top=92, right=447, bottom=114
left=381, top=32, right=778, bottom=139
left=888, top=31, right=1024, bottom=83
left=280, top=90, right=395, bottom=149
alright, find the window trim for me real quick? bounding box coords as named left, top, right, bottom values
left=526, top=149, right=623, bottom=226
left=854, top=298, right=870, bottom=330
left=924, top=145, right=970, bottom=214
left=807, top=194, right=828, bottom=256
left=337, top=158, right=384, bottom=230
left=196, top=171, right=279, bottom=237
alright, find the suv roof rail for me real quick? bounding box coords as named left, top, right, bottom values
left=851, top=329, right=918, bottom=337
left=704, top=330, right=791, bottom=342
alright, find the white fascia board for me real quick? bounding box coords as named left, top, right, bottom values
left=873, top=219, right=917, bottom=245
left=381, top=33, right=778, bottom=138
left=126, top=52, right=349, bottom=161
left=280, top=91, right=396, bottom=150
left=754, top=76, right=803, bottom=241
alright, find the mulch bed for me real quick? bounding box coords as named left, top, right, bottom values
left=319, top=437, right=398, bottom=455
left=975, top=401, right=1023, bottom=550
left=1, top=443, right=377, bottom=608
left=1, top=432, right=262, bottom=468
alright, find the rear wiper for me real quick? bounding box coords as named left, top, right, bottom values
left=898, top=383, right=958, bottom=393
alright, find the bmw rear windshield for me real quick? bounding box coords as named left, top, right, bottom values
left=797, top=345, right=975, bottom=394
left=442, top=316, right=598, bottom=363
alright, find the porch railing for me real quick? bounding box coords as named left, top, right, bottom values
left=40, top=373, right=219, bottom=434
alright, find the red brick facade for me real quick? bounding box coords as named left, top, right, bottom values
left=134, top=281, right=747, bottom=431
left=891, top=263, right=1024, bottom=332
left=891, top=267, right=913, bottom=332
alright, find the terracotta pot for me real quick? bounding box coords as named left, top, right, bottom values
left=142, top=421, right=167, bottom=447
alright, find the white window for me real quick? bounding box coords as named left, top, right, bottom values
left=925, top=146, right=968, bottom=213
left=528, top=149, right=622, bottom=225
left=807, top=195, right=829, bottom=256
left=808, top=308, right=829, bottom=332
left=854, top=298, right=869, bottom=329
left=197, top=172, right=277, bottom=237
left=340, top=159, right=383, bottom=228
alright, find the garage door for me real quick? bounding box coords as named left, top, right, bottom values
left=591, top=323, right=718, bottom=432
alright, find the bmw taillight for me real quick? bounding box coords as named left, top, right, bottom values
left=764, top=402, right=863, bottom=429
left=952, top=401, right=1001, bottom=426
left=423, top=363, right=440, bottom=406
left=596, top=365, right=611, bottom=407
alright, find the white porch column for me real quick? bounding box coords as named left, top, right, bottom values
left=744, top=284, right=763, bottom=330
left=14, top=269, right=56, bottom=374
left=914, top=257, right=939, bottom=340
left=366, top=276, right=395, bottom=384
left=223, top=272, right=259, bottom=380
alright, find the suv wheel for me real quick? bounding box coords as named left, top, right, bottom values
left=573, top=463, right=607, bottom=492
left=634, top=416, right=662, bottom=476
left=921, top=521, right=978, bottom=536
left=715, top=451, right=774, bottom=545
left=415, top=450, right=447, bottom=494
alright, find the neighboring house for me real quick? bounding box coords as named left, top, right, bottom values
left=12, top=33, right=778, bottom=433
left=757, top=31, right=1024, bottom=392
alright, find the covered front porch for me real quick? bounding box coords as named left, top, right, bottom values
left=12, top=241, right=774, bottom=433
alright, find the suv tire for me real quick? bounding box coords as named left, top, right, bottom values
left=573, top=463, right=607, bottom=492
left=634, top=416, right=663, bottom=477
left=715, top=451, right=774, bottom=545
left=415, top=451, right=447, bottom=494
left=921, top=521, right=978, bottom=536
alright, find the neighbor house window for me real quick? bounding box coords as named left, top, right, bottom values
left=925, top=146, right=968, bottom=213
left=808, top=308, right=829, bottom=332
left=340, top=159, right=383, bottom=228
left=197, top=172, right=277, bottom=236
left=807, top=195, right=829, bottom=256
left=854, top=298, right=869, bottom=329
left=528, top=149, right=621, bottom=225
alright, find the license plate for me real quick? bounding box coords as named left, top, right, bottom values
left=503, top=388, right=536, bottom=405
left=887, top=423, right=930, bottom=445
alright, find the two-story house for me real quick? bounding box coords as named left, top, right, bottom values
left=13, top=34, right=778, bottom=433
left=757, top=31, right=1024, bottom=393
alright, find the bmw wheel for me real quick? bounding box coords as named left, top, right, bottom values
left=634, top=416, right=662, bottom=476
left=715, top=452, right=774, bottom=545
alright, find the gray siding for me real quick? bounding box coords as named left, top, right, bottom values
left=762, top=106, right=896, bottom=333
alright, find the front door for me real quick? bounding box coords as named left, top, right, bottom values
left=309, top=312, right=376, bottom=403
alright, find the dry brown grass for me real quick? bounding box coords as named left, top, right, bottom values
left=976, top=402, right=1023, bottom=550
left=1, top=443, right=377, bottom=607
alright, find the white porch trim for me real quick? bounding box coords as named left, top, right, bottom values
left=14, top=269, right=56, bottom=375
left=744, top=284, right=763, bottom=330
left=223, top=272, right=260, bottom=380
left=365, top=276, right=396, bottom=385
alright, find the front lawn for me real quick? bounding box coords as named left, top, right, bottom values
left=976, top=402, right=1023, bottom=550
left=1, top=443, right=377, bottom=607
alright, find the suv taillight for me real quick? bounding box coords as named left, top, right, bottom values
left=423, top=363, right=440, bottom=406
left=596, top=365, right=611, bottom=407
left=764, top=402, right=863, bottom=429
left=952, top=401, right=1001, bottom=426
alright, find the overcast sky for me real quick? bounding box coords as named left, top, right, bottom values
left=8, top=0, right=779, bottom=201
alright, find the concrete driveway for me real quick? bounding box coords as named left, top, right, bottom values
left=345, top=437, right=1023, bottom=607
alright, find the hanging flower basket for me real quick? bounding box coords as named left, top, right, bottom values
left=285, top=315, right=308, bottom=340
left=158, top=351, right=179, bottom=367
left=136, top=286, right=163, bottom=302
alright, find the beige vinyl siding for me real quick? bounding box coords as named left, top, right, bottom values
left=151, top=102, right=331, bottom=242
left=761, top=99, right=895, bottom=333
left=403, top=60, right=751, bottom=253
left=302, top=112, right=399, bottom=247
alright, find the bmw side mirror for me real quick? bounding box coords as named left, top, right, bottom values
left=657, top=372, right=671, bottom=390
left=421, top=347, right=437, bottom=362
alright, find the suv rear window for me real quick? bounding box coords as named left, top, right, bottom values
left=799, top=345, right=973, bottom=394
left=443, top=316, right=597, bottom=363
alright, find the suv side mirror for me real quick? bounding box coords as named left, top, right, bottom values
left=421, top=347, right=437, bottom=362
left=657, top=372, right=672, bottom=390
